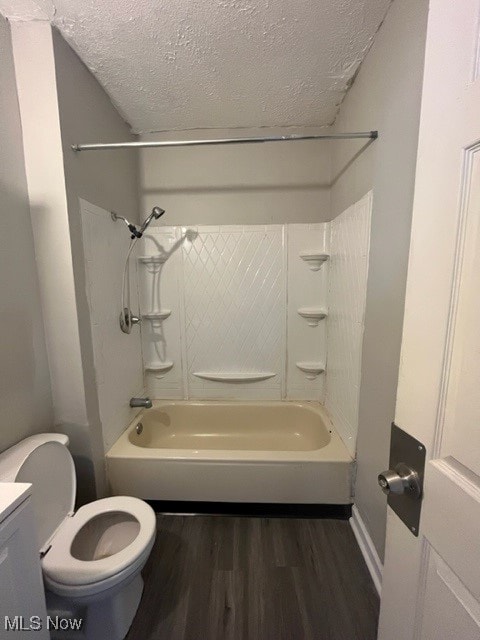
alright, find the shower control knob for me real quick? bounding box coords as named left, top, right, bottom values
left=378, top=463, right=421, bottom=498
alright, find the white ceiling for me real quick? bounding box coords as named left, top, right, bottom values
left=1, top=0, right=392, bottom=133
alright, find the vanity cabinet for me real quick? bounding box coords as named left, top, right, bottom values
left=0, top=484, right=48, bottom=639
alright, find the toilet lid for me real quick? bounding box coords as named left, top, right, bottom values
left=42, top=496, right=156, bottom=587
left=16, top=441, right=76, bottom=550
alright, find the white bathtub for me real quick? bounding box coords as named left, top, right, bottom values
left=106, top=401, right=353, bottom=504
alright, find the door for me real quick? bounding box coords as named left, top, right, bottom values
left=378, top=1, right=480, bottom=639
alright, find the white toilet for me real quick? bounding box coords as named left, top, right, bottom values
left=0, top=433, right=156, bottom=640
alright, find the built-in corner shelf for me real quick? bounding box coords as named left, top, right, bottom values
left=193, top=372, right=276, bottom=383
left=138, top=255, right=168, bottom=265
left=144, top=361, right=174, bottom=374
left=142, top=310, right=171, bottom=321
left=296, top=362, right=325, bottom=380
left=299, top=251, right=329, bottom=271
left=297, top=307, right=328, bottom=326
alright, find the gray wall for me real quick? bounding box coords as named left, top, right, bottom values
left=0, top=15, right=53, bottom=453
left=52, top=28, right=140, bottom=498
left=139, top=129, right=332, bottom=225
left=331, top=0, right=429, bottom=560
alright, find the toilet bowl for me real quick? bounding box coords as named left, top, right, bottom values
left=0, top=433, right=156, bottom=640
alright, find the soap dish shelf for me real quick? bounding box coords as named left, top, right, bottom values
left=142, top=310, right=171, bottom=321
left=145, top=361, right=174, bottom=374
left=297, top=307, right=328, bottom=326
left=138, top=255, right=168, bottom=265
left=299, top=252, right=329, bottom=271
left=193, top=372, right=276, bottom=383
left=296, top=363, right=325, bottom=380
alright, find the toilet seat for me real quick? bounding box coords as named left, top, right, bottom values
left=42, top=496, right=156, bottom=588
left=43, top=544, right=152, bottom=599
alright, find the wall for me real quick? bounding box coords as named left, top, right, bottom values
left=10, top=19, right=94, bottom=503
left=52, top=28, right=143, bottom=460
left=0, top=15, right=53, bottom=452
left=139, top=129, right=331, bottom=226
left=325, top=192, right=372, bottom=457
left=138, top=223, right=329, bottom=401
left=330, top=0, right=429, bottom=560
left=10, top=22, right=140, bottom=501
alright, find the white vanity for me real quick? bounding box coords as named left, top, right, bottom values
left=0, top=484, right=48, bottom=639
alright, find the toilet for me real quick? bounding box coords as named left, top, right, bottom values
left=0, top=433, right=156, bottom=640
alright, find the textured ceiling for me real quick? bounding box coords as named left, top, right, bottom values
left=1, top=0, right=392, bottom=133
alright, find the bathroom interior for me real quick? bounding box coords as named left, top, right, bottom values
left=2, top=0, right=468, bottom=638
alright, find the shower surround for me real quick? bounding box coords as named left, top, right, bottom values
left=81, top=192, right=371, bottom=457
left=138, top=223, right=329, bottom=403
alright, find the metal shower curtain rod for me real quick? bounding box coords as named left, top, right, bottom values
left=71, top=130, right=378, bottom=152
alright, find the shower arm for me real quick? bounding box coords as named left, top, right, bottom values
left=111, top=212, right=142, bottom=239
left=112, top=207, right=166, bottom=240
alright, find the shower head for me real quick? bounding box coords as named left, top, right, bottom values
left=139, top=206, right=165, bottom=235
left=152, top=206, right=165, bottom=219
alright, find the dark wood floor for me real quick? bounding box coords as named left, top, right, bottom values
left=127, top=514, right=379, bottom=640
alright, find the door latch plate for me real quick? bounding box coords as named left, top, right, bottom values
left=387, top=423, right=426, bottom=536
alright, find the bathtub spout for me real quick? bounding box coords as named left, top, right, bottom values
left=130, top=397, right=152, bottom=409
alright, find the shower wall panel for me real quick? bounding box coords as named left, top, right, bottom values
left=286, top=224, right=329, bottom=401
left=325, top=191, right=372, bottom=456
left=139, top=223, right=328, bottom=400
left=80, top=199, right=144, bottom=449
left=183, top=225, right=285, bottom=399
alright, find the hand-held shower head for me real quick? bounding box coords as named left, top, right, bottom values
left=152, top=206, right=165, bottom=219
left=138, top=206, right=166, bottom=235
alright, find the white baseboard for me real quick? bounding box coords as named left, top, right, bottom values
left=350, top=504, right=383, bottom=595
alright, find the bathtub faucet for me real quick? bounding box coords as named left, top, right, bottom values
left=130, top=397, right=153, bottom=409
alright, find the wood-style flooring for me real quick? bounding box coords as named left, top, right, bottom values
left=127, top=514, right=379, bottom=640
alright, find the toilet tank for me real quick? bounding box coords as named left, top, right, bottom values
left=0, top=434, right=76, bottom=551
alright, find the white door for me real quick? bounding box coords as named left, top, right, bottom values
left=378, top=1, right=480, bottom=639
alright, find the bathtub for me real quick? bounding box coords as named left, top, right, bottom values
left=106, top=401, right=353, bottom=504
